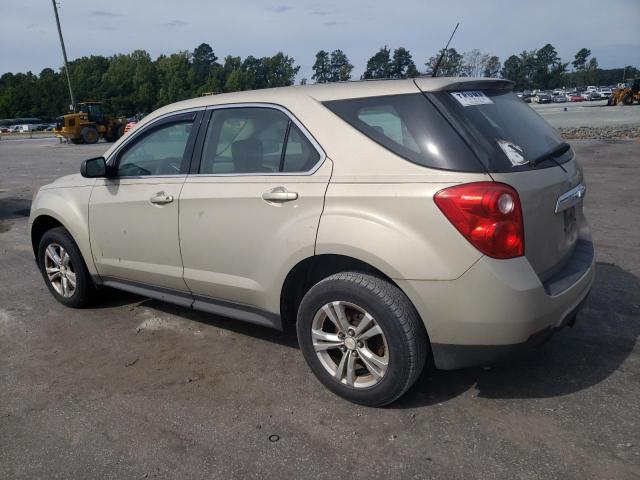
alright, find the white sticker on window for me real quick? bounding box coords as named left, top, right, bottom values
left=450, top=91, right=494, bottom=107
left=497, top=140, right=527, bottom=167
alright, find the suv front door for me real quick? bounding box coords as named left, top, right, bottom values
left=89, top=110, right=202, bottom=293
left=178, top=106, right=331, bottom=322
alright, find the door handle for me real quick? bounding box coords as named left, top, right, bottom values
left=150, top=192, right=174, bottom=205
left=262, top=187, right=298, bottom=203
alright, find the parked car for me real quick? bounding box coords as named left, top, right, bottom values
left=586, top=86, right=598, bottom=93
left=568, top=93, right=585, bottom=102
left=29, top=79, right=594, bottom=406
left=552, top=93, right=567, bottom=103
left=534, top=92, right=552, bottom=104
left=598, top=87, right=612, bottom=99
left=584, top=91, right=602, bottom=101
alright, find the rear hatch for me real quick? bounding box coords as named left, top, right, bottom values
left=416, top=79, right=585, bottom=279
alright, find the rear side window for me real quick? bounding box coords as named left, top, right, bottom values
left=199, top=107, right=321, bottom=174
left=323, top=94, right=483, bottom=172
left=282, top=124, right=320, bottom=172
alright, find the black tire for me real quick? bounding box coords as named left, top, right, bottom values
left=623, top=94, right=633, bottom=106
left=38, top=227, right=95, bottom=308
left=296, top=272, right=428, bottom=406
left=106, top=125, right=125, bottom=142
left=80, top=126, right=99, bottom=144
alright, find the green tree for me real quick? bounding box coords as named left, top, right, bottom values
left=390, top=47, right=419, bottom=79
left=585, top=57, right=599, bottom=85
left=190, top=43, right=218, bottom=93
left=242, top=55, right=267, bottom=90
left=426, top=48, right=463, bottom=76
left=534, top=43, right=566, bottom=89
left=262, top=52, right=300, bottom=87
left=312, top=50, right=331, bottom=83
left=483, top=56, right=501, bottom=78
left=572, top=48, right=591, bottom=71
left=363, top=46, right=392, bottom=79
left=501, top=55, right=526, bottom=89
left=329, top=49, right=353, bottom=82
left=155, top=52, right=192, bottom=107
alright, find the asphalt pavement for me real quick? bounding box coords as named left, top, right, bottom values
left=0, top=138, right=639, bottom=479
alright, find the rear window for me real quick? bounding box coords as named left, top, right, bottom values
left=323, top=94, right=484, bottom=172
left=431, top=90, right=570, bottom=171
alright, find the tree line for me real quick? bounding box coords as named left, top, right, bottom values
left=1, top=42, right=637, bottom=120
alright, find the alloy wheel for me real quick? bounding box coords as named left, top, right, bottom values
left=311, top=301, right=389, bottom=388
left=44, top=243, right=76, bottom=298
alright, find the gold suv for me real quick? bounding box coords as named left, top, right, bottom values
left=30, top=78, right=595, bottom=406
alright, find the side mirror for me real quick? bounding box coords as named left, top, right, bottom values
left=80, top=156, right=114, bottom=178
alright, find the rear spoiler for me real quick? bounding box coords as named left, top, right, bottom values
left=435, top=79, right=514, bottom=92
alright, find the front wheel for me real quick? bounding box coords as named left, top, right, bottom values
left=297, top=272, right=428, bottom=406
left=38, top=227, right=95, bottom=308
left=80, top=126, right=99, bottom=144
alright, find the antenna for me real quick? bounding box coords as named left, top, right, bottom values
left=51, top=0, right=75, bottom=112
left=431, top=22, right=460, bottom=78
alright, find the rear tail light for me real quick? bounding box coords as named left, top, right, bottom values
left=434, top=182, right=524, bottom=259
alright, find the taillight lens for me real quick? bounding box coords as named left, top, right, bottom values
left=434, top=182, right=524, bottom=259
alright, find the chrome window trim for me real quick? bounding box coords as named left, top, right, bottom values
left=192, top=102, right=327, bottom=177
left=105, top=106, right=205, bottom=179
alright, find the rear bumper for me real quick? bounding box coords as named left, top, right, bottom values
left=396, top=238, right=595, bottom=370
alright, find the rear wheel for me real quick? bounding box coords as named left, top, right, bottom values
left=38, top=227, right=95, bottom=308
left=81, top=126, right=99, bottom=144
left=297, top=272, right=428, bottom=406
left=623, top=94, right=633, bottom=105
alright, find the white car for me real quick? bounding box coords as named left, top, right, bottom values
left=598, top=88, right=612, bottom=99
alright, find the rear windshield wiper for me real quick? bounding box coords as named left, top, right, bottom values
left=530, top=142, right=571, bottom=168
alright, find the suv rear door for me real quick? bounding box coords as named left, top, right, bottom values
left=178, top=105, right=331, bottom=321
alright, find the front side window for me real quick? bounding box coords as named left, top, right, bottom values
left=199, top=107, right=320, bottom=174
left=117, top=121, right=193, bottom=176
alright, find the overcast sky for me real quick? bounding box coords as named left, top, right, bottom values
left=1, top=0, right=639, bottom=80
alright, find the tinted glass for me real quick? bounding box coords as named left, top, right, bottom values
left=432, top=90, right=570, bottom=171
left=282, top=124, right=320, bottom=172
left=324, top=94, right=483, bottom=172
left=117, top=121, right=192, bottom=176
left=200, top=108, right=288, bottom=174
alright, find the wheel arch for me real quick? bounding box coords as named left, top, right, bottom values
left=29, top=196, right=97, bottom=276
left=280, top=253, right=424, bottom=330
left=30, top=214, right=64, bottom=259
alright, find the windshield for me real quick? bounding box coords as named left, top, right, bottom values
left=431, top=89, right=571, bottom=172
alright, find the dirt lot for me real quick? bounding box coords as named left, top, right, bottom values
left=531, top=100, right=640, bottom=128
left=1, top=138, right=639, bottom=479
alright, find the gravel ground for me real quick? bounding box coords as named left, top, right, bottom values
left=529, top=100, right=640, bottom=131
left=0, top=138, right=639, bottom=479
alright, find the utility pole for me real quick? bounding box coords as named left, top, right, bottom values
left=51, top=0, right=75, bottom=112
